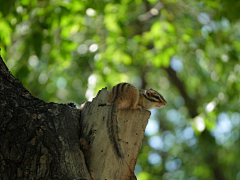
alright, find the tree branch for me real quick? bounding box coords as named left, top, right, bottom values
left=164, top=66, right=225, bottom=180
left=0, top=55, right=91, bottom=179
left=0, top=55, right=151, bottom=180
left=164, top=66, right=198, bottom=118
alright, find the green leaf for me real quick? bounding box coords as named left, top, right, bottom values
left=0, top=18, right=12, bottom=46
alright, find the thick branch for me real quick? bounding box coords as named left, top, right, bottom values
left=0, top=55, right=151, bottom=180
left=0, top=56, right=91, bottom=179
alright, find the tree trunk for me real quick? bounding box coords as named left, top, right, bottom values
left=0, top=55, right=151, bottom=180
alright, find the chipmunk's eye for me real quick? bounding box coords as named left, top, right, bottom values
left=154, top=95, right=160, bottom=99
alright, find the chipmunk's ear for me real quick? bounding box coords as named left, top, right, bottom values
left=146, top=89, right=152, bottom=95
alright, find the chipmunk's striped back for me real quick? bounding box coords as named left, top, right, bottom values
left=108, top=83, right=140, bottom=109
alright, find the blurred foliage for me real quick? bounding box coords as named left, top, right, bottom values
left=1, top=0, right=240, bottom=179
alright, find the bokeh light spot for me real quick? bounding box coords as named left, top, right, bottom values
left=148, top=152, right=162, bottom=166
left=28, top=55, right=39, bottom=67
left=195, top=116, right=205, bottom=132
left=57, top=77, right=67, bottom=89
left=148, top=136, right=163, bottom=150
left=145, top=119, right=159, bottom=136
left=39, top=73, right=48, bottom=84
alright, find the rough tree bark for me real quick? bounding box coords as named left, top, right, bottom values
left=0, top=55, right=151, bottom=180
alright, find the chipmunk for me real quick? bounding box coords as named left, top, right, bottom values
left=107, top=83, right=167, bottom=159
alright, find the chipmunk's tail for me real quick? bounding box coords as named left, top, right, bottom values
left=107, top=104, right=137, bottom=179
left=107, top=104, right=124, bottom=158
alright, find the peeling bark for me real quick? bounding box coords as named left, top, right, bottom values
left=80, top=89, right=150, bottom=180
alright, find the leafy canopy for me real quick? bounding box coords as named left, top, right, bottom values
left=1, top=0, right=240, bottom=179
